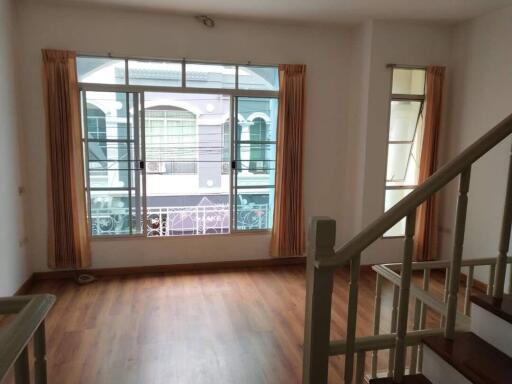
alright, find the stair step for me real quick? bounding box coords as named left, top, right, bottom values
left=471, top=293, right=512, bottom=324
left=369, top=374, right=431, bottom=384
left=422, top=332, right=512, bottom=384
left=471, top=293, right=512, bottom=357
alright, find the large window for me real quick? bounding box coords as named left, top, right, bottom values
left=384, top=68, right=426, bottom=237
left=77, top=56, right=279, bottom=237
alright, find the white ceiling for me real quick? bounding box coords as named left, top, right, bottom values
left=49, top=0, right=512, bottom=24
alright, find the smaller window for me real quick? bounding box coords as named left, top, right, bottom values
left=384, top=67, right=426, bottom=237
left=391, top=69, right=426, bottom=95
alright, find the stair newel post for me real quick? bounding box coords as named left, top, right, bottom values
left=493, top=142, right=512, bottom=298
left=302, top=217, right=336, bottom=384
left=344, top=251, right=362, bottom=383
left=445, top=167, right=471, bottom=340
left=393, top=210, right=416, bottom=382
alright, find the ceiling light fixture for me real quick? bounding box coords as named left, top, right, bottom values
left=195, top=15, right=215, bottom=28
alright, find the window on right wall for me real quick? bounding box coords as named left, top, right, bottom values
left=384, top=67, right=426, bottom=237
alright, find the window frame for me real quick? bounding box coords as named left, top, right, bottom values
left=78, top=55, right=279, bottom=238
left=383, top=66, right=426, bottom=239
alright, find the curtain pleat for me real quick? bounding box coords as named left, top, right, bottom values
left=270, top=64, right=306, bottom=257
left=414, top=66, right=445, bottom=261
left=43, top=49, right=91, bottom=269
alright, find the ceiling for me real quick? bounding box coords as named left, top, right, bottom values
left=47, top=0, right=512, bottom=24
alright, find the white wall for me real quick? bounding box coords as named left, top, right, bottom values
left=16, top=0, right=353, bottom=271
left=0, top=0, right=31, bottom=294
left=353, top=21, right=453, bottom=264
left=439, top=5, right=512, bottom=284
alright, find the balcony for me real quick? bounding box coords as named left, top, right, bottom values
left=90, top=203, right=270, bottom=236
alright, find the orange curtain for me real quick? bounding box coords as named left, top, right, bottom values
left=270, top=64, right=306, bottom=257
left=414, top=66, right=445, bottom=261
left=43, top=49, right=91, bottom=269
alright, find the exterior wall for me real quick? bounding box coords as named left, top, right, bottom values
left=0, top=0, right=31, bottom=294
left=438, top=5, right=512, bottom=285
left=16, top=0, right=352, bottom=270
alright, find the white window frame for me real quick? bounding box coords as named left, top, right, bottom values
left=78, top=55, right=279, bottom=238
left=383, top=65, right=426, bottom=238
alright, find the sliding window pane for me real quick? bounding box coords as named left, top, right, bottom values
left=185, top=63, right=236, bottom=89
left=234, top=97, right=278, bottom=231
left=238, top=66, right=279, bottom=91
left=85, top=92, right=129, bottom=140
left=236, top=143, right=276, bottom=183
left=128, top=60, right=182, bottom=87
left=392, top=68, right=426, bottom=95
left=384, top=188, right=413, bottom=237
left=389, top=101, right=422, bottom=141
left=77, top=57, right=126, bottom=84
left=386, top=143, right=412, bottom=183
left=89, top=188, right=143, bottom=236
left=83, top=90, right=144, bottom=237
left=144, top=92, right=231, bottom=236
left=235, top=187, right=274, bottom=230
left=90, top=190, right=131, bottom=236
left=236, top=98, right=278, bottom=142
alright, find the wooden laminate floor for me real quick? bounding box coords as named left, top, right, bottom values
left=3, top=266, right=462, bottom=383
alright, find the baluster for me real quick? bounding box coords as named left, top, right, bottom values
left=371, top=274, right=383, bottom=378
left=387, top=285, right=399, bottom=377
left=303, top=217, right=336, bottom=384
left=393, top=211, right=416, bottom=382
left=445, top=167, right=471, bottom=340
left=440, top=267, right=450, bottom=327
left=355, top=351, right=366, bottom=384
left=487, top=264, right=496, bottom=295
left=508, top=264, right=512, bottom=294
left=418, top=269, right=430, bottom=372
left=464, top=266, right=474, bottom=315
left=14, top=346, right=29, bottom=384
left=409, top=295, right=422, bottom=374
left=344, top=252, right=362, bottom=384
left=494, top=141, right=512, bottom=298
left=34, top=321, right=48, bottom=384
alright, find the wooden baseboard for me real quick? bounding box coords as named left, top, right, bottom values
left=14, top=274, right=35, bottom=295
left=32, top=256, right=307, bottom=280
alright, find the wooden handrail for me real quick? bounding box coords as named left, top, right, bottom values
left=318, top=112, right=512, bottom=269
left=0, top=294, right=55, bottom=383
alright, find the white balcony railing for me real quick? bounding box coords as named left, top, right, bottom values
left=90, top=203, right=270, bottom=236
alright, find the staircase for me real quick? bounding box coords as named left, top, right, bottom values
left=419, top=295, right=512, bottom=383
left=303, top=112, right=512, bottom=384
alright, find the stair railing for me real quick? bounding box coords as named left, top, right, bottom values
left=0, top=294, right=55, bottom=384
left=303, top=113, right=512, bottom=384
left=370, top=256, right=512, bottom=379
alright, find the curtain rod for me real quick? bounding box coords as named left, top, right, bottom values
left=77, top=51, right=279, bottom=68
left=386, top=63, right=427, bottom=70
